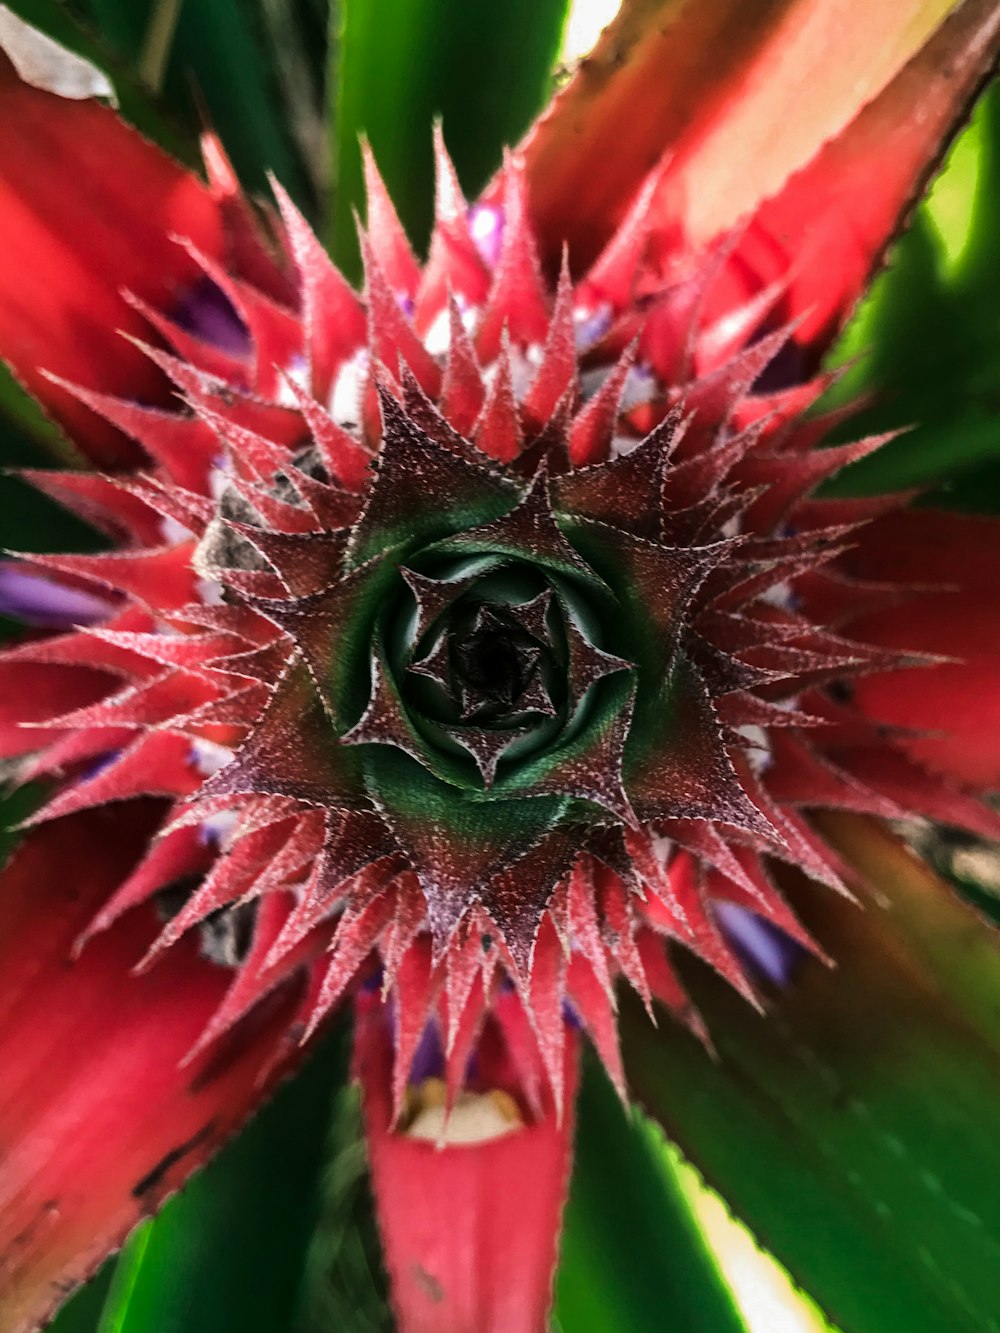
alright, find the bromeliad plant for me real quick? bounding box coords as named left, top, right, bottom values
left=2, top=2, right=1000, bottom=1330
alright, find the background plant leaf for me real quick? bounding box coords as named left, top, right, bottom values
left=294, top=1081, right=391, bottom=1332
left=76, top=0, right=313, bottom=205
left=554, top=1053, right=747, bottom=1333
left=329, top=0, right=571, bottom=276
left=621, top=815, right=1000, bottom=1333
left=46, top=1267, right=114, bottom=1333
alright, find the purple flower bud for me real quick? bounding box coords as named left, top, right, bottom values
left=409, top=1018, right=445, bottom=1084
left=714, top=900, right=807, bottom=988
left=173, top=276, right=252, bottom=358
left=0, top=563, right=113, bottom=627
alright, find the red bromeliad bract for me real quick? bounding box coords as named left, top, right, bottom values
left=2, top=4, right=1000, bottom=1332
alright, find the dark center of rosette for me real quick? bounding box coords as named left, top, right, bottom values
left=451, top=608, right=540, bottom=711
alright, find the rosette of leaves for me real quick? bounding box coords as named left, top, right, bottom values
left=197, top=380, right=769, bottom=991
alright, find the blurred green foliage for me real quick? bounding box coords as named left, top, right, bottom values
left=554, top=1054, right=746, bottom=1333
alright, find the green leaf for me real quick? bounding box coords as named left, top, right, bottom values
left=0, top=424, right=101, bottom=560
left=0, top=363, right=68, bottom=456
left=0, top=783, right=42, bottom=859
left=77, top=0, right=146, bottom=59
left=329, top=0, right=571, bottom=275
left=554, top=1054, right=746, bottom=1333
left=680, top=1168, right=835, bottom=1333
left=621, top=814, right=1000, bottom=1333
left=46, top=1263, right=115, bottom=1333
left=162, top=0, right=310, bottom=202
left=296, top=1082, right=391, bottom=1332
left=93, top=1027, right=347, bottom=1333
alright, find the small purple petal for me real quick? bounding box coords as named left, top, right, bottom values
left=752, top=332, right=808, bottom=394
left=714, top=900, right=807, bottom=988
left=79, top=750, right=121, bottom=781
left=574, top=303, right=613, bottom=352
left=468, top=203, right=504, bottom=268
left=0, top=564, right=114, bottom=628
left=409, top=1017, right=445, bottom=1084
left=173, top=276, right=252, bottom=358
